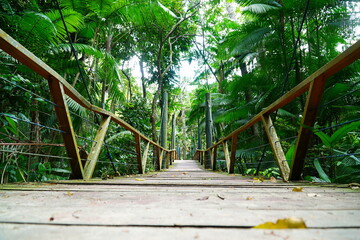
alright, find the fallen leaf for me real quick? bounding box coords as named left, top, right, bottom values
left=182, top=172, right=187, bottom=175
left=197, top=196, right=209, bottom=201
left=292, top=187, right=303, bottom=192
left=246, top=196, right=254, bottom=200
left=253, top=217, right=307, bottom=229
left=67, top=192, right=73, bottom=196
left=135, top=178, right=145, bottom=181
left=253, top=177, right=264, bottom=183
left=217, top=194, right=225, bottom=200
left=49, top=217, right=54, bottom=221
left=270, top=176, right=277, bottom=183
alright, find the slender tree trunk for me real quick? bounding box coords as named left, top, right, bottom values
left=197, top=118, right=202, bottom=150
left=181, top=109, right=187, bottom=159
left=139, top=59, right=147, bottom=99
left=205, top=93, right=213, bottom=169
left=160, top=92, right=168, bottom=167
left=101, top=33, right=113, bottom=109
left=171, top=114, right=176, bottom=150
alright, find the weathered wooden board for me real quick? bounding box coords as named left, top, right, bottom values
left=1, top=225, right=359, bottom=240
left=0, top=160, right=359, bottom=239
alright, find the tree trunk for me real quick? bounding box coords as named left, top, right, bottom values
left=160, top=92, right=168, bottom=167
left=139, top=59, right=147, bottom=99
left=171, top=114, right=176, bottom=150
left=197, top=118, right=202, bottom=150
left=205, top=93, right=213, bottom=169
left=101, top=33, right=113, bottom=109
left=181, top=109, right=187, bottom=159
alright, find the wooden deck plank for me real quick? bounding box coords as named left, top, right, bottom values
left=0, top=160, right=359, bottom=239
left=1, top=225, right=359, bottom=240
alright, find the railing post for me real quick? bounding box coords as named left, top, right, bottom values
left=83, top=115, right=111, bottom=180
left=142, top=141, right=150, bottom=174
left=48, top=79, right=83, bottom=179
left=222, top=141, right=230, bottom=173
left=134, top=133, right=143, bottom=174
left=165, top=151, right=170, bottom=168
left=229, top=134, right=238, bottom=174
left=212, top=146, right=218, bottom=171
left=158, top=149, right=164, bottom=170
left=290, top=78, right=326, bottom=180
left=155, top=147, right=161, bottom=170
left=261, top=114, right=290, bottom=181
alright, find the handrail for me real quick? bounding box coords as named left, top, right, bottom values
left=197, top=40, right=360, bottom=181
left=0, top=28, right=177, bottom=179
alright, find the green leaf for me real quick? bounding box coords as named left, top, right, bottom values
left=38, top=163, right=47, bottom=173
left=330, top=121, right=360, bottom=145
left=285, top=145, right=295, bottom=166
left=314, top=131, right=331, bottom=147
left=50, top=168, right=71, bottom=174
left=314, top=159, right=331, bottom=182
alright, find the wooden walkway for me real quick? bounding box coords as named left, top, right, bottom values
left=0, top=160, right=359, bottom=239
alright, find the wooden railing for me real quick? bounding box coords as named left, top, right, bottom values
left=0, top=28, right=177, bottom=180
left=194, top=40, right=360, bottom=181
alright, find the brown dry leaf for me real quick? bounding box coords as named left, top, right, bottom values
left=292, top=187, right=303, bottom=192
left=135, top=178, right=145, bottom=181
left=217, top=194, right=225, bottom=200
left=182, top=172, right=187, bottom=175
left=253, top=217, right=307, bottom=229
left=197, top=196, right=209, bottom=201
left=270, top=176, right=277, bottom=183
left=246, top=196, right=254, bottom=200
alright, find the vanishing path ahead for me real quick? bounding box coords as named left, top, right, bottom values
left=0, top=160, right=359, bottom=239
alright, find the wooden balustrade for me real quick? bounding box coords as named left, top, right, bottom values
left=195, top=40, right=360, bottom=181
left=0, top=28, right=177, bottom=179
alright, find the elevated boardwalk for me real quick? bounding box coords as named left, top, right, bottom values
left=1, top=160, right=359, bottom=239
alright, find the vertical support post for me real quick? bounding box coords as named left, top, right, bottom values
left=134, top=133, right=143, bottom=174
left=155, top=147, right=161, bottom=170
left=229, top=134, right=238, bottom=174
left=83, top=115, right=111, bottom=180
left=212, top=146, right=218, bottom=171
left=291, top=78, right=327, bottom=180
left=142, top=141, right=150, bottom=174
left=48, top=79, right=83, bottom=179
left=223, top=141, right=230, bottom=173
left=165, top=151, right=170, bottom=168
left=205, top=92, right=213, bottom=169
left=160, top=92, right=168, bottom=167
left=158, top=149, right=164, bottom=170
left=261, top=114, right=290, bottom=181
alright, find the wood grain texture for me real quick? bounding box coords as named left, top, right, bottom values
left=261, top=115, right=290, bottom=181
left=1, top=160, right=359, bottom=239
left=83, top=116, right=111, bottom=180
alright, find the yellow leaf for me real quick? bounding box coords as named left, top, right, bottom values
left=246, top=196, right=254, bottom=200
left=292, top=187, right=303, bottom=192
left=135, top=178, right=145, bottom=181
left=253, top=177, right=264, bottom=183
left=67, top=192, right=73, bottom=196
left=253, top=217, right=307, bottom=229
